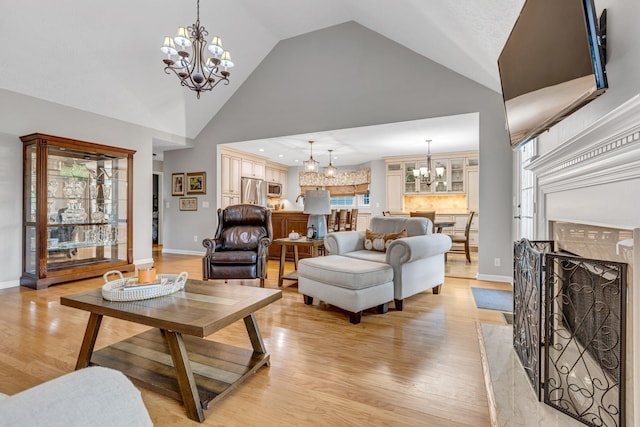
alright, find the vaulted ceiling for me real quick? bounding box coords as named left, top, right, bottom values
left=0, top=0, right=523, bottom=144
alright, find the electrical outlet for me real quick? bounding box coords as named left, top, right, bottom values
left=194, top=235, right=198, bottom=242
left=494, top=258, right=501, bottom=267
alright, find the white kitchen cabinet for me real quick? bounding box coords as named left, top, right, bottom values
left=466, top=166, right=479, bottom=211
left=241, top=158, right=265, bottom=180
left=437, top=213, right=479, bottom=247
left=386, top=162, right=403, bottom=212
left=221, top=153, right=241, bottom=195
left=265, top=163, right=288, bottom=198
left=265, top=165, right=286, bottom=183
left=265, top=166, right=278, bottom=183
left=356, top=212, right=371, bottom=231
left=469, top=213, right=479, bottom=246
left=221, top=194, right=241, bottom=209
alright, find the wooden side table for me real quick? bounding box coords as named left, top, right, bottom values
left=272, top=237, right=324, bottom=286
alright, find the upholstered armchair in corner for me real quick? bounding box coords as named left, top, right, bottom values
left=202, top=204, right=273, bottom=287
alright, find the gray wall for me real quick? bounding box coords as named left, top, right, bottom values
left=163, top=21, right=513, bottom=279
left=0, top=89, right=187, bottom=285
left=537, top=0, right=640, bottom=155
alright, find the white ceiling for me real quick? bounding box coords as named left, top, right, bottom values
left=226, top=113, right=479, bottom=167
left=0, top=0, right=523, bottom=159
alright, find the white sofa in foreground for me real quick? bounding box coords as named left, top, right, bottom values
left=0, top=367, right=153, bottom=427
left=298, top=216, right=451, bottom=323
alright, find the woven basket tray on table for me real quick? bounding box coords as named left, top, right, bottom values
left=101, top=270, right=188, bottom=302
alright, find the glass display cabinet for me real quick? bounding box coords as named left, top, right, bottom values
left=21, top=133, right=135, bottom=289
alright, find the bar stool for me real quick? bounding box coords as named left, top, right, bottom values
left=338, top=209, right=348, bottom=231
left=347, top=208, right=358, bottom=231
left=327, top=209, right=338, bottom=232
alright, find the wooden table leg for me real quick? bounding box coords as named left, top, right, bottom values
left=243, top=313, right=269, bottom=366
left=278, top=244, right=286, bottom=287
left=293, top=246, right=299, bottom=269
left=75, top=312, right=103, bottom=370
left=163, top=329, right=205, bottom=423
left=312, top=245, right=318, bottom=257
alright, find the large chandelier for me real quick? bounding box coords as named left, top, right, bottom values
left=303, top=141, right=319, bottom=173
left=160, top=0, right=234, bottom=98
left=413, top=139, right=434, bottom=187
left=325, top=149, right=337, bottom=177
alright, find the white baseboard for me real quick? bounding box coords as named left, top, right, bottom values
left=162, top=248, right=205, bottom=256
left=476, top=273, right=513, bottom=284
left=134, top=258, right=155, bottom=267
left=0, top=279, right=20, bottom=290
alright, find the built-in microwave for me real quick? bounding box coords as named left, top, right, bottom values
left=267, top=182, right=282, bottom=197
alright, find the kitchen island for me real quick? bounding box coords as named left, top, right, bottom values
left=268, top=211, right=313, bottom=260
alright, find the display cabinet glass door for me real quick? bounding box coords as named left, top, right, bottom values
left=46, top=147, right=128, bottom=270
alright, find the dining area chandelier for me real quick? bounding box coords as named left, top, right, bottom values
left=160, top=0, right=234, bottom=98
left=414, top=139, right=434, bottom=187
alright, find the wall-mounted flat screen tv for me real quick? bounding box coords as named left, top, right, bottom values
left=498, top=0, right=607, bottom=148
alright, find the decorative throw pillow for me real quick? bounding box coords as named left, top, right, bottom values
left=364, top=229, right=407, bottom=252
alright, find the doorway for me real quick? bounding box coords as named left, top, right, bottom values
left=152, top=172, right=163, bottom=248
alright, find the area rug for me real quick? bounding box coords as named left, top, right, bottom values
left=471, top=287, right=513, bottom=312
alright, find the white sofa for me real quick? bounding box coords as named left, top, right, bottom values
left=323, top=216, right=452, bottom=310
left=0, top=367, right=153, bottom=427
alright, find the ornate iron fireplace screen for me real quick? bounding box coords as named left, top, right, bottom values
left=544, top=254, right=626, bottom=427
left=513, top=239, right=554, bottom=400
left=512, top=239, right=626, bottom=427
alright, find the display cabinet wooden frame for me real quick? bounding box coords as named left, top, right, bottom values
left=20, top=133, right=135, bottom=289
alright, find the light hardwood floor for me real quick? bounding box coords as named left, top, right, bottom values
left=0, top=253, right=510, bottom=426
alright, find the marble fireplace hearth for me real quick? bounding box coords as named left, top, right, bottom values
left=477, top=322, right=584, bottom=427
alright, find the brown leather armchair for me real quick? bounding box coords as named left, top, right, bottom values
left=202, top=205, right=273, bottom=287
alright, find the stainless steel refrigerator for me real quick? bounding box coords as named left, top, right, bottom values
left=241, top=177, right=266, bottom=206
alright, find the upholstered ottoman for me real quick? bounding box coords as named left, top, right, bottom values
left=298, top=255, right=394, bottom=324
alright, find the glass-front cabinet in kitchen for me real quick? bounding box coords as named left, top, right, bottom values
left=404, top=161, right=418, bottom=193
left=21, top=133, right=135, bottom=289
left=404, top=157, right=466, bottom=194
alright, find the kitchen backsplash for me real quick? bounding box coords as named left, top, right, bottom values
left=403, top=194, right=467, bottom=213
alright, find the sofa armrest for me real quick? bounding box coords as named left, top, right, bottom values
left=323, top=231, right=365, bottom=255
left=0, top=367, right=153, bottom=427
left=385, top=234, right=452, bottom=265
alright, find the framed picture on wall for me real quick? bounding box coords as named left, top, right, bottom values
left=172, top=173, right=185, bottom=196
left=186, top=171, right=206, bottom=194
left=179, top=197, right=198, bottom=211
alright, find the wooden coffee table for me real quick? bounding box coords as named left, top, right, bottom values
left=61, top=280, right=282, bottom=422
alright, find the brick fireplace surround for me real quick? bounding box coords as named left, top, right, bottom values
left=525, top=94, right=640, bottom=425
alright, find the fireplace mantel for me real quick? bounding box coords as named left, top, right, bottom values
left=524, top=93, right=640, bottom=425
left=527, top=94, right=640, bottom=186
